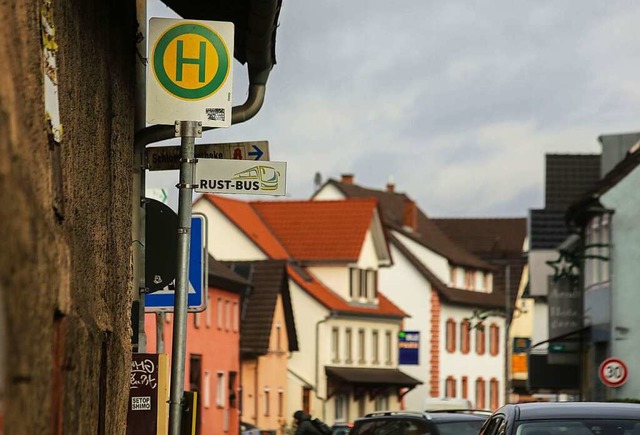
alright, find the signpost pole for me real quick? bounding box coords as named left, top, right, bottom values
left=168, top=120, right=201, bottom=435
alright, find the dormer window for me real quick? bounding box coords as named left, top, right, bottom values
left=350, top=268, right=377, bottom=302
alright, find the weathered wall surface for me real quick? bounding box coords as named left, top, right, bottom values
left=0, top=1, right=135, bottom=433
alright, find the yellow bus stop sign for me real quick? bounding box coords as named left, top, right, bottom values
left=147, top=18, right=234, bottom=127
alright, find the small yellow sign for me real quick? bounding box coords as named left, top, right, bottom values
left=512, top=354, right=528, bottom=374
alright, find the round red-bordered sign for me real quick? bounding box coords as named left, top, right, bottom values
left=599, top=357, right=628, bottom=388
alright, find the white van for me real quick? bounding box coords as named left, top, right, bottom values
left=424, top=398, right=472, bottom=411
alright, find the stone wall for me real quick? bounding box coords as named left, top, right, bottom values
left=0, top=1, right=135, bottom=433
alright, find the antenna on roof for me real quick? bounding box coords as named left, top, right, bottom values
left=313, top=172, right=323, bottom=192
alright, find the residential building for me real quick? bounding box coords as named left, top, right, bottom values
left=527, top=154, right=600, bottom=396
left=313, top=175, right=507, bottom=410
left=224, top=260, right=298, bottom=433
left=193, top=195, right=421, bottom=426
left=430, top=218, right=529, bottom=401
left=566, top=138, right=640, bottom=400
left=145, top=258, right=250, bottom=435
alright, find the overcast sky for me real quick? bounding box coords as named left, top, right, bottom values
left=146, top=1, right=640, bottom=217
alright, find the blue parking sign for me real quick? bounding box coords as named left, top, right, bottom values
left=145, top=214, right=207, bottom=312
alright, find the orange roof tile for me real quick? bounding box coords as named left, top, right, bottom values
left=202, top=195, right=289, bottom=259
left=252, top=199, right=378, bottom=261
left=287, top=265, right=405, bottom=318
left=203, top=195, right=406, bottom=318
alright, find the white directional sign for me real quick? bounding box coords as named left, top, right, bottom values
left=145, top=214, right=207, bottom=312
left=195, top=159, right=287, bottom=196
left=599, top=357, right=629, bottom=388
left=146, top=18, right=234, bottom=127
left=146, top=141, right=270, bottom=171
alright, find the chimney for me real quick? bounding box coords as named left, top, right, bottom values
left=341, top=173, right=354, bottom=184
left=403, top=198, right=417, bottom=231
left=386, top=176, right=395, bottom=193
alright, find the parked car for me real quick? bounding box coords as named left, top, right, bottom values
left=350, top=410, right=490, bottom=435
left=479, top=402, right=640, bottom=435
left=332, top=422, right=353, bottom=435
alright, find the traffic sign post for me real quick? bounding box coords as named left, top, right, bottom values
left=146, top=141, right=270, bottom=171
left=146, top=17, right=235, bottom=435
left=599, top=357, right=629, bottom=388
left=145, top=214, right=208, bottom=312
left=146, top=18, right=234, bottom=127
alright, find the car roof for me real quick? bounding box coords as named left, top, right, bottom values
left=502, top=402, right=640, bottom=420
left=356, top=410, right=489, bottom=423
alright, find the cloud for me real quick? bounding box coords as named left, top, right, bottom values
left=147, top=0, right=640, bottom=217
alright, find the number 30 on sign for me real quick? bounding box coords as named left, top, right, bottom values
left=599, top=357, right=628, bottom=388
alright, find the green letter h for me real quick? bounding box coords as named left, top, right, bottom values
left=175, top=40, right=206, bottom=83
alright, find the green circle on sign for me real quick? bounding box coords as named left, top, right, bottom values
left=153, top=23, right=230, bottom=100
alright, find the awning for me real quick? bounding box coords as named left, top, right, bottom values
left=325, top=366, right=423, bottom=388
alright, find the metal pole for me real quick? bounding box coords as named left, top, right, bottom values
left=156, top=312, right=165, bottom=353
left=168, top=120, right=201, bottom=435
left=504, top=264, right=511, bottom=404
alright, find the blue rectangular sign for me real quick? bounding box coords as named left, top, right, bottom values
left=145, top=214, right=207, bottom=312
left=398, top=331, right=420, bottom=365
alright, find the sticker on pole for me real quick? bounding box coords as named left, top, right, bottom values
left=195, top=159, right=287, bottom=196
left=146, top=18, right=234, bottom=127
left=599, top=357, right=628, bottom=388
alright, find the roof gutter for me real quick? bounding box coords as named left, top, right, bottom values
left=134, top=82, right=267, bottom=152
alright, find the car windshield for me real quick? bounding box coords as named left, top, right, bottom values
left=435, top=420, right=484, bottom=435
left=515, top=419, right=640, bottom=435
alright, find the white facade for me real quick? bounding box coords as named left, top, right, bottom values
left=193, top=196, right=407, bottom=426
left=314, top=185, right=507, bottom=411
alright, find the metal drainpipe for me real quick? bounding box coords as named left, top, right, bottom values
left=133, top=83, right=266, bottom=152
left=315, top=312, right=336, bottom=421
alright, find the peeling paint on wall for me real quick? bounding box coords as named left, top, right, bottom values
left=41, top=0, right=62, bottom=143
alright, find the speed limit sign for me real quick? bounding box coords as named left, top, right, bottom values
left=599, top=357, right=628, bottom=388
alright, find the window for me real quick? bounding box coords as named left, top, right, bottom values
left=475, top=378, right=485, bottom=410
left=205, top=293, right=212, bottom=328
left=460, top=320, right=470, bottom=354
left=358, top=396, right=366, bottom=417
left=477, top=272, right=485, bottom=291
left=446, top=319, right=456, bottom=353
left=367, top=269, right=378, bottom=299
left=465, top=270, right=474, bottom=289
left=350, top=268, right=377, bottom=300
left=359, top=269, right=367, bottom=298
left=385, top=331, right=392, bottom=365
left=445, top=376, right=456, bottom=398
left=335, top=393, right=348, bottom=422
left=345, top=328, right=353, bottom=363
left=490, top=378, right=499, bottom=410
left=331, top=327, right=340, bottom=362
left=461, top=376, right=468, bottom=399
left=263, top=388, right=270, bottom=416
left=489, top=324, right=500, bottom=356
left=601, top=214, right=610, bottom=283
left=358, top=329, right=366, bottom=363
left=484, top=273, right=492, bottom=292
left=374, top=394, right=388, bottom=411
left=194, top=312, right=201, bottom=328
left=204, top=370, right=211, bottom=408
left=278, top=389, right=284, bottom=417
left=216, top=372, right=225, bottom=407
left=225, top=300, right=231, bottom=331
left=372, top=330, right=379, bottom=364
left=217, top=298, right=223, bottom=329
left=450, top=267, right=457, bottom=286
left=476, top=326, right=485, bottom=355
left=233, top=302, right=239, bottom=332
left=276, top=324, right=282, bottom=351
left=302, top=387, right=311, bottom=414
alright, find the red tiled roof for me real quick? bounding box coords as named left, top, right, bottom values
left=252, top=199, right=378, bottom=261
left=202, top=195, right=289, bottom=259
left=287, top=265, right=405, bottom=318
left=203, top=194, right=406, bottom=318
left=323, top=180, right=492, bottom=269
